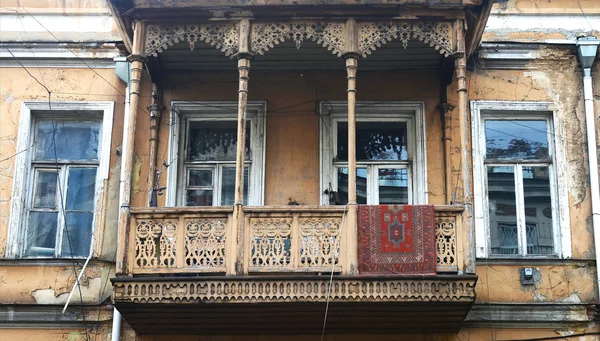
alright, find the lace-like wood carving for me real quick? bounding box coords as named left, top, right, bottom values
left=145, top=23, right=239, bottom=57
left=251, top=21, right=346, bottom=56
left=113, top=277, right=477, bottom=304
left=435, top=215, right=457, bottom=272
left=249, top=218, right=293, bottom=269
left=185, top=218, right=227, bottom=270
left=299, top=217, right=340, bottom=268
left=134, top=219, right=178, bottom=269
left=358, top=21, right=453, bottom=57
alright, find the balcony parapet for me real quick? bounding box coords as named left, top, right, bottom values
left=122, top=205, right=464, bottom=276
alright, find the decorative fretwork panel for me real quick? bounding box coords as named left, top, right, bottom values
left=249, top=218, right=293, bottom=269
left=145, top=23, right=239, bottom=57
left=435, top=214, right=458, bottom=272
left=185, top=218, right=227, bottom=270
left=134, top=219, right=178, bottom=269
left=299, top=217, right=341, bottom=268
left=358, top=21, right=453, bottom=57
left=250, top=21, right=346, bottom=56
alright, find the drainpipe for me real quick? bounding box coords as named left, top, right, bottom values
left=111, top=56, right=130, bottom=341
left=577, top=37, right=600, bottom=300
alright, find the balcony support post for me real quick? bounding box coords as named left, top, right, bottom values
left=231, top=19, right=252, bottom=276
left=454, top=19, right=473, bottom=274
left=343, top=19, right=359, bottom=275
left=117, top=20, right=146, bottom=275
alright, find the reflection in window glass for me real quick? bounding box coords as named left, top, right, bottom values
left=337, top=122, right=408, bottom=161
left=25, top=212, right=58, bottom=257
left=188, top=169, right=213, bottom=187
left=62, top=212, right=94, bottom=257
left=66, top=168, right=97, bottom=211
left=487, top=166, right=518, bottom=255
left=337, top=167, right=367, bottom=205
left=187, top=121, right=250, bottom=161
left=221, top=167, right=249, bottom=206
left=522, top=166, right=554, bottom=255
left=186, top=190, right=213, bottom=206
left=378, top=168, right=408, bottom=204
left=33, top=170, right=58, bottom=208
left=485, top=120, right=548, bottom=160
left=35, top=120, right=100, bottom=161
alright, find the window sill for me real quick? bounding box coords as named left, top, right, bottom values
left=0, top=258, right=112, bottom=267
left=476, top=257, right=595, bottom=266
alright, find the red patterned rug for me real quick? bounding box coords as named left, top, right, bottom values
left=358, top=205, right=436, bottom=275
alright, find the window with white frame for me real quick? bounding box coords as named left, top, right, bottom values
left=168, top=102, right=266, bottom=207
left=471, top=101, right=570, bottom=258
left=6, top=102, right=113, bottom=259
left=320, top=102, right=427, bottom=205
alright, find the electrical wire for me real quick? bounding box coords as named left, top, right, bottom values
left=4, top=46, right=92, bottom=341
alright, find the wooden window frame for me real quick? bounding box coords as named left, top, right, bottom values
left=6, top=101, right=114, bottom=259
left=319, top=101, right=427, bottom=205
left=471, top=100, right=571, bottom=259
left=166, top=101, right=267, bottom=207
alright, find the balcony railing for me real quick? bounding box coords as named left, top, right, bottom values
left=123, top=205, right=463, bottom=275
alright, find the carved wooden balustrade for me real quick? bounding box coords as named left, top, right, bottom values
left=124, top=205, right=462, bottom=275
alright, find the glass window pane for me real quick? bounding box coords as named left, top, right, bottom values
left=485, top=120, right=549, bottom=160
left=187, top=121, right=250, bottom=161
left=337, top=167, right=367, bottom=205
left=24, top=212, right=58, bottom=257
left=188, top=169, right=213, bottom=187
left=522, top=166, right=554, bottom=255
left=61, top=212, right=93, bottom=257
left=33, top=170, right=58, bottom=208
left=337, top=122, right=408, bottom=161
left=220, top=167, right=249, bottom=206
left=487, top=166, right=518, bottom=255
left=186, top=190, right=213, bottom=206
left=378, top=168, right=409, bottom=204
left=66, top=168, right=97, bottom=211
left=35, top=120, right=100, bottom=161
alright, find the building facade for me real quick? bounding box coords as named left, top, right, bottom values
left=0, top=0, right=599, bottom=340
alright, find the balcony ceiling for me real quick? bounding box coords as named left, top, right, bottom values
left=155, top=39, right=445, bottom=72
left=113, top=275, right=477, bottom=335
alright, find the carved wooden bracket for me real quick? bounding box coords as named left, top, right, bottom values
left=144, top=19, right=456, bottom=58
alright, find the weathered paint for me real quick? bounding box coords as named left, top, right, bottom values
left=131, top=0, right=483, bottom=9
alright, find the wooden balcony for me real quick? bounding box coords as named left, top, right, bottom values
left=112, top=205, right=476, bottom=335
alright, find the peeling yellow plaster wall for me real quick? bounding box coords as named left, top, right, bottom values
left=0, top=67, right=125, bottom=257
left=0, top=262, right=114, bottom=304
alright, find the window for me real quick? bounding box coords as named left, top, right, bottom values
left=6, top=102, right=113, bottom=259
left=320, top=102, right=427, bottom=205
left=167, top=102, right=266, bottom=206
left=471, top=101, right=570, bottom=258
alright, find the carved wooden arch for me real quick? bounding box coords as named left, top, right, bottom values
left=144, top=22, right=239, bottom=57
left=358, top=21, right=454, bottom=57
left=250, top=21, right=346, bottom=57
left=143, top=19, right=456, bottom=58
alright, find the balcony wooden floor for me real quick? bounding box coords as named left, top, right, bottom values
left=113, top=274, right=477, bottom=335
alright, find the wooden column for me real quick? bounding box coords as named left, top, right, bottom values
left=454, top=20, right=474, bottom=274
left=343, top=19, right=359, bottom=275
left=147, top=84, right=163, bottom=207
left=230, top=19, right=251, bottom=276
left=116, top=20, right=146, bottom=275
left=440, top=103, right=453, bottom=204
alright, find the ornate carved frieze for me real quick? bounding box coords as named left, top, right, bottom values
left=251, top=21, right=346, bottom=56
left=358, top=21, right=454, bottom=57
left=143, top=20, right=455, bottom=58
left=113, top=277, right=477, bottom=304
left=145, top=23, right=239, bottom=57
